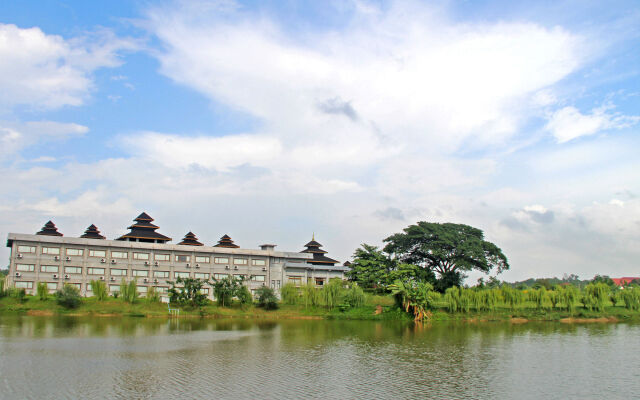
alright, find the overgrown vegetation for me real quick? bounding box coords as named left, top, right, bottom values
left=255, top=286, right=278, bottom=310
left=90, top=280, right=108, bottom=301
left=36, top=282, right=48, bottom=301
left=55, top=283, right=81, bottom=309
left=168, top=277, right=209, bottom=307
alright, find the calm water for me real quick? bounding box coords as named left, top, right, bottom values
left=1, top=316, right=639, bottom=399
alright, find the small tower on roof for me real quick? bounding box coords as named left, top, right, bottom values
left=36, top=221, right=63, bottom=236
left=117, top=212, right=171, bottom=243
left=301, top=235, right=339, bottom=266
left=214, top=234, right=239, bottom=248
left=178, top=231, right=203, bottom=246
left=80, top=224, right=106, bottom=239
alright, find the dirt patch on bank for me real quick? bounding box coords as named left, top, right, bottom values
left=510, top=318, right=528, bottom=324
left=560, top=317, right=618, bottom=323
left=26, top=310, right=55, bottom=316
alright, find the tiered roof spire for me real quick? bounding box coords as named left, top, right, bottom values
left=301, top=236, right=339, bottom=265
left=116, top=212, right=171, bottom=243
left=214, top=234, right=239, bottom=248
left=80, top=224, right=106, bottom=239
left=178, top=231, right=203, bottom=246
left=36, top=221, right=63, bottom=236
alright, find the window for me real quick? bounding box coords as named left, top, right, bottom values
left=252, top=259, right=266, bottom=266
left=176, top=255, right=190, bottom=262
left=133, top=252, right=149, bottom=260
left=111, top=251, right=128, bottom=259
left=66, top=248, right=84, bottom=256
left=89, top=250, right=106, bottom=257
left=42, top=247, right=60, bottom=255
left=252, top=275, right=266, bottom=282
left=132, top=270, right=148, bottom=277
left=17, top=245, right=35, bottom=253
left=109, top=285, right=119, bottom=292
left=288, top=276, right=302, bottom=285
left=175, top=272, right=190, bottom=278
left=195, top=256, right=210, bottom=263
left=155, top=254, right=170, bottom=261
left=137, top=286, right=148, bottom=293
left=154, top=271, right=169, bottom=278
left=156, top=287, right=168, bottom=293
left=16, top=264, right=35, bottom=272
left=315, top=278, right=325, bottom=286
left=64, top=266, right=82, bottom=274
left=87, top=283, right=93, bottom=292
left=68, top=283, right=81, bottom=290
left=46, top=282, right=57, bottom=290
left=87, top=268, right=105, bottom=275
left=110, top=269, right=127, bottom=276
left=214, top=257, right=229, bottom=264
left=200, top=288, right=210, bottom=294
left=213, top=273, right=229, bottom=280
left=233, top=274, right=246, bottom=280
left=233, top=258, right=248, bottom=265
left=40, top=265, right=59, bottom=273
left=194, top=273, right=209, bottom=279
left=15, top=281, right=33, bottom=289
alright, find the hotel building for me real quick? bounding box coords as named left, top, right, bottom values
left=5, top=213, right=349, bottom=301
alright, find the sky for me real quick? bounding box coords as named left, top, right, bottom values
left=0, top=0, right=639, bottom=282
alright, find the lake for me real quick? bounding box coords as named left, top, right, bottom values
left=0, top=316, right=639, bottom=399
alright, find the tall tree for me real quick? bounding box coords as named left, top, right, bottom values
left=345, top=244, right=393, bottom=291
left=383, top=222, right=509, bottom=287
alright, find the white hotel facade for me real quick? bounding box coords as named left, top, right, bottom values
left=5, top=213, right=349, bottom=301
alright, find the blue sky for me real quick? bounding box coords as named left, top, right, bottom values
left=1, top=0, right=639, bottom=281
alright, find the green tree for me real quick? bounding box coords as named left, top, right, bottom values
left=255, top=286, right=278, bottom=310
left=237, top=285, right=253, bottom=306
left=345, top=244, right=393, bottom=291
left=384, top=221, right=509, bottom=291
left=146, top=286, right=161, bottom=303
left=55, top=283, right=81, bottom=309
left=280, top=282, right=299, bottom=305
left=36, top=282, right=49, bottom=301
left=389, top=279, right=440, bottom=321
left=210, top=276, right=245, bottom=307
left=168, top=277, right=209, bottom=307
left=90, top=279, right=108, bottom=301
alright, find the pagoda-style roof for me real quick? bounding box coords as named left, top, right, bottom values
left=178, top=231, right=203, bottom=246
left=80, top=224, right=106, bottom=239
left=117, top=212, right=171, bottom=243
left=300, top=235, right=338, bottom=265
left=214, top=234, right=239, bottom=248
left=36, top=221, right=63, bottom=236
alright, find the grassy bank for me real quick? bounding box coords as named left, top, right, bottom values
left=3, top=295, right=640, bottom=322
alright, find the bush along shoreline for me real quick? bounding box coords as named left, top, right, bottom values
left=2, top=276, right=640, bottom=323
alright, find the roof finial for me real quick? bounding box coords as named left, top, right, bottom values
left=312, top=232, right=315, bottom=241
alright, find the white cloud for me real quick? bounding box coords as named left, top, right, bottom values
left=0, top=24, right=137, bottom=111
left=145, top=1, right=585, bottom=155
left=0, top=120, right=88, bottom=157
left=546, top=105, right=639, bottom=143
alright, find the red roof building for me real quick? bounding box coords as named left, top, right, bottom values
left=612, top=277, right=640, bottom=287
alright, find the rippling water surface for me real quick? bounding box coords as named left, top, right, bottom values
left=1, top=316, right=639, bottom=399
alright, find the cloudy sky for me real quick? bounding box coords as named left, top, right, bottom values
left=1, top=0, right=639, bottom=281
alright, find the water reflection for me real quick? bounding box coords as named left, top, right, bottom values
left=0, top=316, right=638, bottom=399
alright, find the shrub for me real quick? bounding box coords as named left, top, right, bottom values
left=344, top=283, right=365, bottom=308
left=168, top=277, right=209, bottom=307
left=37, top=282, right=49, bottom=301
left=280, top=283, right=299, bottom=305
left=301, top=283, right=319, bottom=308
left=90, top=279, right=108, bottom=301
left=55, top=284, right=81, bottom=309
left=320, top=278, right=344, bottom=309
left=0, top=276, right=6, bottom=298
left=255, top=286, right=278, bottom=310
left=146, top=286, right=161, bottom=303
left=237, top=285, right=253, bottom=306
left=13, top=287, right=27, bottom=303
left=119, top=279, right=139, bottom=303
